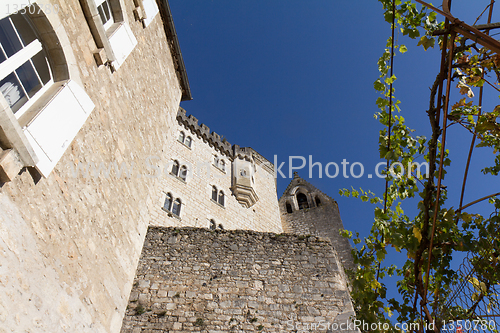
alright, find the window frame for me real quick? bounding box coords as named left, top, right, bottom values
left=172, top=198, right=181, bottom=217
left=218, top=190, right=224, bottom=206
left=171, top=160, right=179, bottom=177
left=211, top=185, right=218, bottom=202
left=80, top=0, right=137, bottom=70
left=0, top=6, right=95, bottom=179
left=179, top=165, right=187, bottom=181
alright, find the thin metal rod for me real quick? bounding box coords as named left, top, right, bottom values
left=414, top=0, right=500, bottom=53
left=383, top=0, right=396, bottom=213
left=457, top=191, right=500, bottom=212
left=459, top=0, right=494, bottom=213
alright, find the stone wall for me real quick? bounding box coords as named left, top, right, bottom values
left=0, top=0, right=183, bottom=331
left=148, top=110, right=282, bottom=233
left=121, top=227, right=357, bottom=332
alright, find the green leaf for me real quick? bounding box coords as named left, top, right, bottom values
left=399, top=45, right=408, bottom=54
left=374, top=79, right=385, bottom=91
left=417, top=36, right=435, bottom=50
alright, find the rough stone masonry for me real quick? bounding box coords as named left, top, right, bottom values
left=121, top=227, right=357, bottom=332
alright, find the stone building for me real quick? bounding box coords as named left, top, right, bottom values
left=0, top=0, right=190, bottom=331
left=148, top=107, right=282, bottom=233
left=280, top=173, right=354, bottom=272
left=0, top=1, right=356, bottom=332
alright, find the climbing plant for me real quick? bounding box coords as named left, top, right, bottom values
left=341, top=1, right=500, bottom=332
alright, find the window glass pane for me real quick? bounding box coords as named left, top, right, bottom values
left=171, top=161, right=179, bottom=176
left=172, top=200, right=181, bottom=216
left=180, top=166, right=187, bottom=180
left=98, top=5, right=108, bottom=26
left=16, top=60, right=42, bottom=98
left=0, top=72, right=27, bottom=113
left=0, top=17, right=23, bottom=59
left=32, top=52, right=51, bottom=85
left=103, top=1, right=111, bottom=22
left=218, top=192, right=224, bottom=206
left=178, top=132, right=185, bottom=142
left=212, top=186, right=217, bottom=201
left=164, top=194, right=172, bottom=211
left=186, top=137, right=192, bottom=147
left=10, top=13, right=36, bottom=47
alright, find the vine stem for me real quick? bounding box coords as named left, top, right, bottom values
left=377, top=0, right=396, bottom=286
left=423, top=27, right=456, bottom=318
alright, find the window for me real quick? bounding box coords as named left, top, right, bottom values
left=315, top=197, right=322, bottom=207
left=96, top=0, right=114, bottom=30
left=133, top=0, right=160, bottom=28
left=80, top=0, right=137, bottom=69
left=0, top=13, right=52, bottom=117
left=163, top=193, right=172, bottom=211
left=172, top=199, right=181, bottom=216
left=212, top=185, right=218, bottom=201
left=218, top=223, right=224, bottom=230
left=213, top=155, right=226, bottom=172
left=171, top=160, right=179, bottom=177
left=209, top=219, right=216, bottom=230
left=178, top=131, right=185, bottom=143
left=218, top=191, right=225, bottom=206
left=177, top=131, right=192, bottom=148
left=286, top=202, right=293, bottom=214
left=297, top=193, right=309, bottom=210
left=0, top=8, right=95, bottom=179
left=162, top=193, right=182, bottom=217
left=179, top=165, right=187, bottom=181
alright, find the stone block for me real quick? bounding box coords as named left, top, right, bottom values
left=0, top=149, right=23, bottom=182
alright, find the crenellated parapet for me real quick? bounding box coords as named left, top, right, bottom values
left=177, top=108, right=232, bottom=156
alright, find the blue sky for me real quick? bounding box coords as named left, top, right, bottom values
left=169, top=0, right=499, bottom=255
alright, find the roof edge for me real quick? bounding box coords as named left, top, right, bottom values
left=158, top=0, right=192, bottom=101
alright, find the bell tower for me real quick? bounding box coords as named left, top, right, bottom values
left=279, top=173, right=354, bottom=271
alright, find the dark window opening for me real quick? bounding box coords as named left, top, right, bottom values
left=286, top=202, right=293, bottom=213
left=179, top=165, right=187, bottom=181
left=212, top=185, right=218, bottom=201
left=172, top=199, right=181, bottom=216
left=163, top=193, right=172, bottom=211
left=297, top=193, right=309, bottom=210
left=171, top=160, right=179, bottom=176
left=315, top=197, right=322, bottom=207
left=209, top=219, right=216, bottom=230
left=218, top=191, right=225, bottom=206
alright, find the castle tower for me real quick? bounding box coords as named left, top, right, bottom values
left=279, top=173, right=354, bottom=271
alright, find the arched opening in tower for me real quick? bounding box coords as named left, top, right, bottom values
left=297, top=193, right=309, bottom=210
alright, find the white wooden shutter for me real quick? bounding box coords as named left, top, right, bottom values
left=142, top=0, right=159, bottom=27
left=108, top=23, right=137, bottom=69
left=24, top=80, right=95, bottom=177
